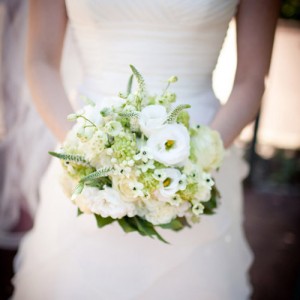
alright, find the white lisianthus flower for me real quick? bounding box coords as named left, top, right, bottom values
left=139, top=105, right=167, bottom=137
left=147, top=124, right=190, bottom=166
left=89, top=186, right=136, bottom=218
left=190, top=125, right=224, bottom=172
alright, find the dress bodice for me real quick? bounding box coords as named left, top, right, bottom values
left=65, top=0, right=238, bottom=124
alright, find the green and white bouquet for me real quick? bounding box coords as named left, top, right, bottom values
left=50, top=65, right=224, bottom=243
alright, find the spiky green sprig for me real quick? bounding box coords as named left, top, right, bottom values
left=49, top=151, right=90, bottom=166
left=129, top=65, right=146, bottom=95
left=119, top=111, right=140, bottom=118
left=129, top=65, right=147, bottom=110
left=127, top=74, right=134, bottom=95
left=164, top=104, right=191, bottom=124
left=79, top=167, right=113, bottom=183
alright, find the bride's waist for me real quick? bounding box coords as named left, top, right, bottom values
left=72, top=75, right=220, bottom=125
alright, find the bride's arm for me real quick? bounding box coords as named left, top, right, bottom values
left=210, top=0, right=280, bottom=148
left=26, top=0, right=73, bottom=142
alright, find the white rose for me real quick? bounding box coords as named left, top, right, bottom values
left=147, top=124, right=190, bottom=166
left=139, top=105, right=167, bottom=137
left=144, top=199, right=190, bottom=225
left=113, top=175, right=141, bottom=202
left=90, top=187, right=136, bottom=219
left=190, top=125, right=224, bottom=172
left=73, top=186, right=96, bottom=214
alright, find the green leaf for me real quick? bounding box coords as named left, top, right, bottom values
left=164, top=104, right=191, bottom=124
left=158, top=217, right=185, bottom=231
left=118, top=217, right=138, bottom=233
left=80, top=167, right=113, bottom=183
left=133, top=217, right=169, bottom=244
left=77, top=208, right=84, bottom=216
left=49, top=151, right=89, bottom=165
left=94, top=214, right=116, bottom=228
left=85, top=177, right=112, bottom=190
left=71, top=182, right=85, bottom=200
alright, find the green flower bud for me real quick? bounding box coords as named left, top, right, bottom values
left=168, top=76, right=178, bottom=83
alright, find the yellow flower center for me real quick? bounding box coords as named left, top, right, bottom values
left=165, top=139, right=175, bottom=150
left=163, top=177, right=172, bottom=187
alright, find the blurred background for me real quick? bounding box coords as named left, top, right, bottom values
left=0, top=1, right=299, bottom=299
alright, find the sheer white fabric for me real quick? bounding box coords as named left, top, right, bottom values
left=0, top=0, right=54, bottom=249
left=13, top=0, right=253, bottom=299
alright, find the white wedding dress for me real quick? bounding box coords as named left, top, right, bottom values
left=13, top=0, right=253, bottom=299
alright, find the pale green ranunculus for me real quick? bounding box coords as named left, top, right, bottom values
left=190, top=126, right=224, bottom=172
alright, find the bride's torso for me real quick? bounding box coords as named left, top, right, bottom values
left=65, top=0, right=238, bottom=124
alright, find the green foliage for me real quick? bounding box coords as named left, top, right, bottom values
left=177, top=110, right=190, bottom=128
left=178, top=183, right=198, bottom=201
left=158, top=217, right=185, bottom=231
left=202, top=185, right=220, bottom=215
left=94, top=214, right=116, bottom=228
left=85, top=177, right=112, bottom=189
left=117, top=216, right=169, bottom=243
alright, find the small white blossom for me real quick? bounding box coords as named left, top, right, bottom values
left=153, top=169, right=167, bottom=181
left=178, top=174, right=187, bottom=190
left=134, top=147, right=153, bottom=163
left=128, top=181, right=144, bottom=198
left=192, top=202, right=205, bottom=216
left=167, top=194, right=183, bottom=207
left=127, top=159, right=135, bottom=167
left=113, top=165, right=132, bottom=178
left=139, top=159, right=155, bottom=173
